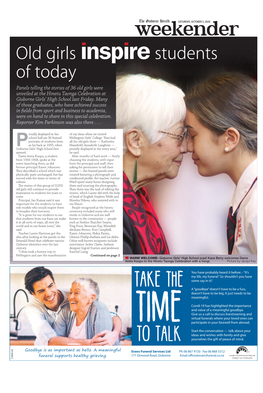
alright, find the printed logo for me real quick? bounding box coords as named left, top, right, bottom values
left=228, top=346, right=256, bottom=360
left=236, top=346, right=248, bottom=354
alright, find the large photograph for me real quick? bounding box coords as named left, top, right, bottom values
left=10, top=36, right=257, bottom=261
left=116, top=37, right=257, bottom=256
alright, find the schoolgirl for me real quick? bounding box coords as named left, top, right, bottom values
left=185, top=73, right=257, bottom=254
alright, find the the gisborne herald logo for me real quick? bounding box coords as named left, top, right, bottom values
left=81, top=42, right=150, bottom=64
left=236, top=346, right=249, bottom=354
left=135, top=20, right=239, bottom=36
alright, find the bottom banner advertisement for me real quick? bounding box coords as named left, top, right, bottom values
left=10, top=265, right=257, bottom=361
left=10, top=345, right=257, bottom=361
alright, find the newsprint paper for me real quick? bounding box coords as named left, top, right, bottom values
left=9, top=17, right=259, bottom=367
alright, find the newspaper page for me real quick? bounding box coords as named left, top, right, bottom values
left=6, top=4, right=261, bottom=390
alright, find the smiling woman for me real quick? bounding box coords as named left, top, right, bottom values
left=117, top=74, right=187, bottom=255
left=68, top=279, right=98, bottom=328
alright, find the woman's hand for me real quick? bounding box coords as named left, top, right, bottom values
left=90, top=330, right=119, bottom=346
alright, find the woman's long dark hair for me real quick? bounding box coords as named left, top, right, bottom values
left=184, top=73, right=257, bottom=152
